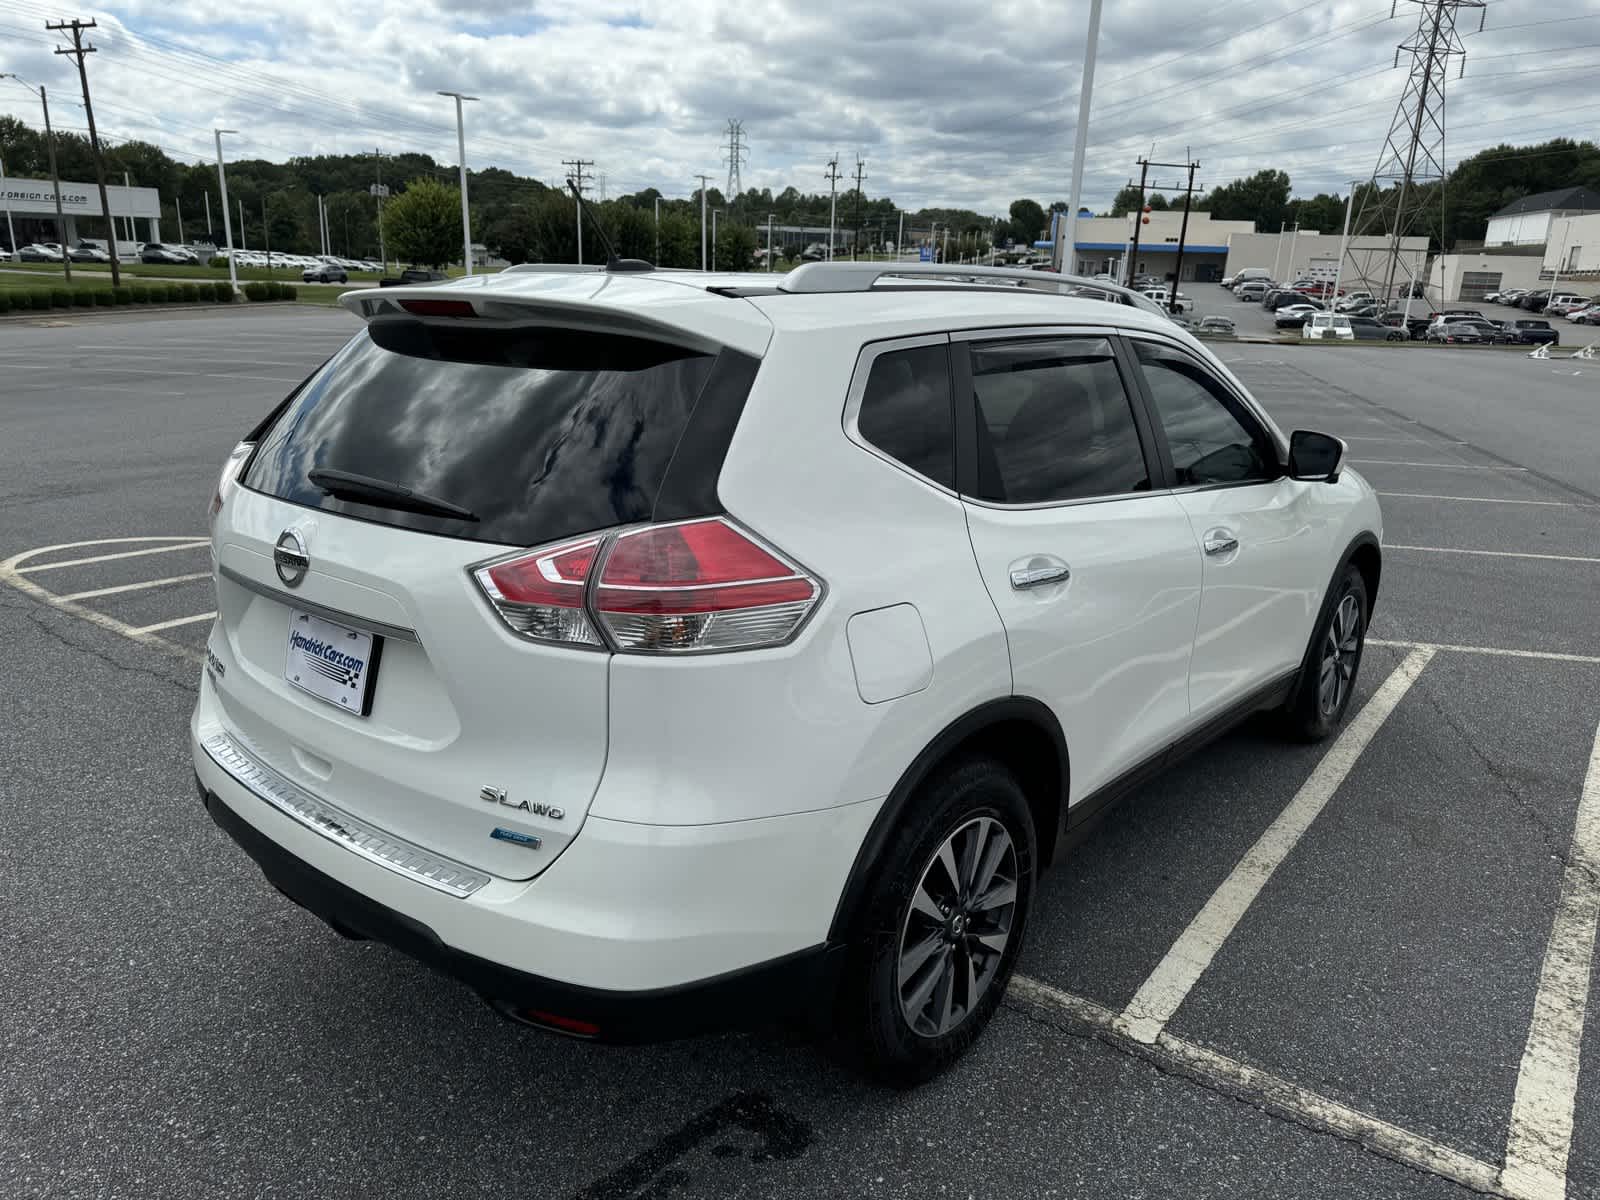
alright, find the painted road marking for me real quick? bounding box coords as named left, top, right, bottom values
left=1387, top=545, right=1600, bottom=566
left=17, top=540, right=209, bottom=573
left=1116, top=648, right=1435, bottom=1045
left=0, top=537, right=206, bottom=666
left=1377, top=493, right=1598, bottom=509
left=1353, top=460, right=1529, bottom=471
left=1500, top=722, right=1600, bottom=1200
left=128, top=611, right=217, bottom=635
left=1368, top=639, right=1600, bottom=666
left=59, top=571, right=211, bottom=601
left=1007, top=975, right=1503, bottom=1197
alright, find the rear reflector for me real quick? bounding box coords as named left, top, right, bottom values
left=470, top=518, right=820, bottom=654
left=517, top=1009, right=602, bottom=1037
left=399, top=299, right=477, bottom=317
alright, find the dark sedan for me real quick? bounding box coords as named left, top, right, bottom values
left=1425, top=321, right=1486, bottom=345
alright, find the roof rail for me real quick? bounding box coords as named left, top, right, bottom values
left=501, top=263, right=606, bottom=275
left=775, top=260, right=1169, bottom=316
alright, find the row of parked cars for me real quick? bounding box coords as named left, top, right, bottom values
left=214, top=250, right=381, bottom=281
left=1313, top=307, right=1559, bottom=346
left=1486, top=288, right=1600, bottom=323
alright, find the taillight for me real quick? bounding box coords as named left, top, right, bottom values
left=471, top=518, right=821, bottom=654
left=473, top=536, right=604, bottom=646
left=208, top=441, right=254, bottom=531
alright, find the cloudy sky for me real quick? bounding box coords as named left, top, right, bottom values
left=0, top=0, right=1596, bottom=212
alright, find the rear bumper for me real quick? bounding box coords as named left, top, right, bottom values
left=200, top=779, right=845, bottom=1042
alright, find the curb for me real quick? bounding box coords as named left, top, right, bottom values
left=0, top=301, right=311, bottom=324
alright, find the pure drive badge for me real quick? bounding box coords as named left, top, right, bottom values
left=480, top=785, right=564, bottom=821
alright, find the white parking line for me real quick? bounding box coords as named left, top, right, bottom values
left=59, top=571, right=211, bottom=601
left=1007, top=975, right=1502, bottom=1196
left=1353, top=460, right=1529, bottom=471
left=17, top=540, right=209, bottom=573
left=1500, top=723, right=1600, bottom=1200
left=1368, top=639, right=1600, bottom=666
left=1378, top=493, right=1597, bottom=509
left=1116, top=648, right=1435, bottom=1045
left=129, top=611, right=216, bottom=634
left=1387, top=545, right=1600, bottom=566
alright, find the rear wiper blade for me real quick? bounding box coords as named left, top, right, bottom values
left=307, top=468, right=478, bottom=522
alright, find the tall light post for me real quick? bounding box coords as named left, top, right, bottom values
left=437, top=91, right=478, bottom=275
left=214, top=128, right=239, bottom=294
left=766, top=212, right=774, bottom=271
left=0, top=152, right=16, bottom=256
left=1055, top=0, right=1103, bottom=276
left=654, top=195, right=661, bottom=264
left=711, top=209, right=722, bottom=271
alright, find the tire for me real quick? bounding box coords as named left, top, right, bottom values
left=1283, top=564, right=1368, bottom=742
left=842, top=756, right=1036, bottom=1086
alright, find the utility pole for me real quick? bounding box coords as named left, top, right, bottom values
left=238, top=198, right=246, bottom=252
left=562, top=158, right=593, bottom=264
left=438, top=91, right=479, bottom=275
left=48, top=17, right=120, bottom=286
left=850, top=155, right=867, bottom=261
left=262, top=196, right=271, bottom=268
left=654, top=195, right=661, bottom=264
left=123, top=170, right=133, bottom=249
left=1056, top=0, right=1103, bottom=275
left=214, top=128, right=239, bottom=294
left=766, top=212, right=774, bottom=271
left=371, top=149, right=388, bottom=268
left=1169, top=158, right=1200, bottom=313
left=722, top=119, right=747, bottom=200
left=0, top=153, right=15, bottom=256
left=711, top=209, right=721, bottom=270
left=1124, top=158, right=1150, bottom=287
left=896, top=210, right=904, bottom=259
left=204, top=191, right=211, bottom=239
left=0, top=74, right=68, bottom=278
left=175, top=195, right=185, bottom=246
left=824, top=154, right=841, bottom=261
left=694, top=174, right=712, bottom=270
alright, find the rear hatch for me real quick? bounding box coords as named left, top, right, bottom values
left=210, top=294, right=766, bottom=879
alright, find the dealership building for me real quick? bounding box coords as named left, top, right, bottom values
left=1, top=176, right=163, bottom=249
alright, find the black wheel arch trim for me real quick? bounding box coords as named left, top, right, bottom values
left=826, top=696, right=1069, bottom=944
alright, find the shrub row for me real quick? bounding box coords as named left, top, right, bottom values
left=0, top=280, right=304, bottom=314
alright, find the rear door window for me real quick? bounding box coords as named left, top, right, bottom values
left=855, top=342, right=955, bottom=488
left=243, top=323, right=748, bottom=547
left=968, top=337, right=1151, bottom=504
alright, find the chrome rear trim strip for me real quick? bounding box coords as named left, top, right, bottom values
left=200, top=730, right=491, bottom=898
left=218, top=564, right=420, bottom=643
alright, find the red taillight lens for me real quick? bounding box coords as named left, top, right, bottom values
left=594, top=518, right=819, bottom=652
left=470, top=519, right=820, bottom=653
left=473, top=536, right=604, bottom=646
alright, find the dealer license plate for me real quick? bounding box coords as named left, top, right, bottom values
left=284, top=609, right=381, bottom=716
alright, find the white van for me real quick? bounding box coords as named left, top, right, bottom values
left=1303, top=313, right=1353, bottom=341
left=1229, top=267, right=1272, bottom=291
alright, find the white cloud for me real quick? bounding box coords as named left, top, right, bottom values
left=0, top=0, right=1595, bottom=211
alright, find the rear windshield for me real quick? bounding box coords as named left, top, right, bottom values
left=243, top=322, right=748, bottom=547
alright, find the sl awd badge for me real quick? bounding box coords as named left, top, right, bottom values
left=480, top=785, right=565, bottom=821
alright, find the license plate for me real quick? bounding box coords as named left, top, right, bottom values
left=284, top=609, right=382, bottom=716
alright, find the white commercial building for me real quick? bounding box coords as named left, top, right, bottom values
left=1484, top=187, right=1600, bottom=249
left=0, top=176, right=163, bottom=249
left=1544, top=212, right=1600, bottom=282
left=1425, top=252, right=1547, bottom=302
left=1050, top=211, right=1254, bottom=283
left=1222, top=231, right=1430, bottom=293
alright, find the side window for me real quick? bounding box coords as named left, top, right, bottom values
left=968, top=337, right=1150, bottom=505
left=856, top=343, right=955, bottom=489
left=1133, top=341, right=1280, bottom=487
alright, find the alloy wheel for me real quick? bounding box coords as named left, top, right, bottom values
left=1318, top=592, right=1362, bottom=717
left=896, top=816, right=1018, bottom=1038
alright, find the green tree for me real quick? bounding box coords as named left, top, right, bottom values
left=713, top=221, right=757, bottom=271
left=383, top=177, right=462, bottom=267
left=1204, top=169, right=1292, bottom=230
left=483, top=206, right=538, bottom=264
left=1008, top=198, right=1047, bottom=245
left=1110, top=185, right=1145, bottom=218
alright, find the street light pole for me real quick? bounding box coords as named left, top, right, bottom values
left=0, top=152, right=16, bottom=256
left=437, top=91, right=478, bottom=275
left=1056, top=0, right=1103, bottom=276
left=711, top=209, right=722, bottom=271
left=654, top=195, right=661, bottom=264
left=214, top=128, right=239, bottom=295
left=766, top=212, right=774, bottom=271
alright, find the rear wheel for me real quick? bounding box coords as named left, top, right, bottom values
left=843, top=757, right=1035, bottom=1086
left=1283, top=565, right=1368, bottom=741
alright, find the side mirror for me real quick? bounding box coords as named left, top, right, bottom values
left=1289, top=430, right=1347, bottom=483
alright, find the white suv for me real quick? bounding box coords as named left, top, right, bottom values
left=193, top=262, right=1382, bottom=1082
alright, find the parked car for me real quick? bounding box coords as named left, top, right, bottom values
left=377, top=267, right=450, bottom=288
left=17, top=243, right=64, bottom=262
left=1520, top=290, right=1552, bottom=312
left=303, top=263, right=349, bottom=283
left=1140, top=287, right=1193, bottom=314
left=1197, top=315, right=1235, bottom=334
left=140, top=242, right=191, bottom=265
left=1219, top=275, right=1235, bottom=289
left=1551, top=295, right=1598, bottom=318
left=1493, top=289, right=1526, bottom=306
left=68, top=243, right=112, bottom=263
left=1425, top=321, right=1485, bottom=344
left=193, top=261, right=1382, bottom=1082
left=1380, top=312, right=1429, bottom=340
left=1348, top=315, right=1403, bottom=341
left=0, top=245, right=10, bottom=262
left=1342, top=304, right=1381, bottom=319
left=1568, top=304, right=1600, bottom=325
left=1235, top=281, right=1270, bottom=301
left=1302, top=313, right=1353, bottom=340
left=1231, top=266, right=1272, bottom=290
left=1335, top=292, right=1375, bottom=312
left=1436, top=316, right=1504, bottom=342
left=1269, top=292, right=1324, bottom=313
left=1503, top=319, right=1558, bottom=346
left=1275, top=303, right=1322, bottom=329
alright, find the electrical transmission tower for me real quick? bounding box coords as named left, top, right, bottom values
left=723, top=119, right=748, bottom=199
left=1346, top=0, right=1486, bottom=307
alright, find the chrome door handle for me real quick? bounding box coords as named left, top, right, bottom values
left=1010, top=564, right=1070, bottom=590
left=1203, top=533, right=1239, bottom=556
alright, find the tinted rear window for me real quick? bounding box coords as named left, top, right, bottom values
left=856, top=343, right=955, bottom=488
left=243, top=323, right=740, bottom=547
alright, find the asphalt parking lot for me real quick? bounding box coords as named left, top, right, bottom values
left=4, top=307, right=1600, bottom=1200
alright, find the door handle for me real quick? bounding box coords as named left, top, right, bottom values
left=1010, top=563, right=1070, bottom=590
left=1203, top=531, right=1239, bottom=556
